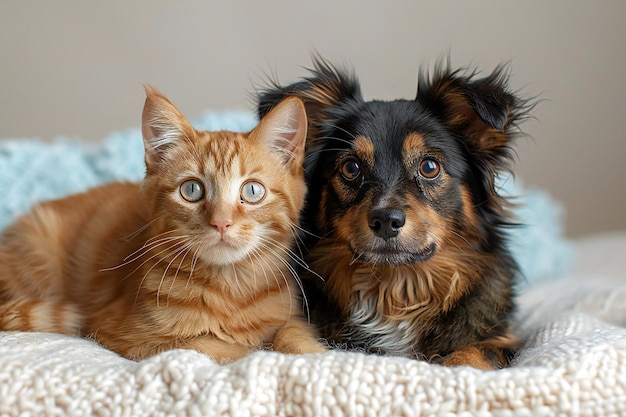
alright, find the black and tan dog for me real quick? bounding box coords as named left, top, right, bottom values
left=257, top=57, right=531, bottom=369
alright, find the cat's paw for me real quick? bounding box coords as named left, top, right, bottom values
left=273, top=338, right=328, bottom=355
left=272, top=320, right=328, bottom=355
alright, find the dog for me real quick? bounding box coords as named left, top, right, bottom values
left=257, top=56, right=531, bottom=369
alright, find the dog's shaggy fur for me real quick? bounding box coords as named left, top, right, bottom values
left=257, top=56, right=532, bottom=369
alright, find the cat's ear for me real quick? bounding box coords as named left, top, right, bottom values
left=141, top=85, right=195, bottom=167
left=252, top=96, right=307, bottom=167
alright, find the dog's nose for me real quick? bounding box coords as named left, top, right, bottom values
left=368, top=209, right=406, bottom=240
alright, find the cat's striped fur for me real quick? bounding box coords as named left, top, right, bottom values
left=0, top=88, right=326, bottom=362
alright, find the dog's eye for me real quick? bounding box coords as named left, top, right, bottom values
left=340, top=159, right=361, bottom=181
left=419, top=159, right=440, bottom=179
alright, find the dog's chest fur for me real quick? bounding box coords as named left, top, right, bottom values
left=347, top=305, right=417, bottom=356
left=345, top=283, right=426, bottom=357
left=309, top=248, right=470, bottom=358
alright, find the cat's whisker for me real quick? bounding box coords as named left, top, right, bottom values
left=168, top=242, right=195, bottom=304
left=255, top=246, right=288, bottom=297
left=123, top=232, right=183, bottom=261
left=123, top=238, right=188, bottom=289
left=286, top=223, right=314, bottom=263
left=255, top=244, right=295, bottom=320
left=261, top=236, right=308, bottom=270
left=134, top=243, right=183, bottom=308
left=248, top=249, right=274, bottom=297
left=138, top=237, right=187, bottom=307
left=157, top=241, right=194, bottom=307
left=125, top=225, right=175, bottom=248
left=259, top=241, right=306, bottom=290
left=261, top=236, right=325, bottom=284
left=132, top=236, right=194, bottom=307
left=140, top=228, right=180, bottom=248
left=185, top=242, right=203, bottom=289
left=286, top=224, right=305, bottom=260
left=290, top=223, right=324, bottom=241
left=256, top=242, right=312, bottom=322
left=122, top=218, right=159, bottom=242
left=102, top=235, right=187, bottom=271
left=248, top=250, right=272, bottom=296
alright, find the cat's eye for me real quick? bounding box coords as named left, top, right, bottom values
left=340, top=158, right=361, bottom=181
left=180, top=179, right=205, bottom=202
left=240, top=180, right=266, bottom=204
left=419, top=159, right=441, bottom=179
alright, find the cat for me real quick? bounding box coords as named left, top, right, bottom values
left=0, top=87, right=326, bottom=363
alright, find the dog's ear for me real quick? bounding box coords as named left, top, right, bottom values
left=257, top=55, right=363, bottom=128
left=416, top=62, right=527, bottom=171
left=257, top=55, right=363, bottom=175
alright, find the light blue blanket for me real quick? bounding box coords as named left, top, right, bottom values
left=0, top=110, right=572, bottom=288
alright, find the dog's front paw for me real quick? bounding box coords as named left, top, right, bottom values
left=438, top=345, right=506, bottom=370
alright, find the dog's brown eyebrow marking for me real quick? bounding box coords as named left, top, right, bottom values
left=352, top=136, right=375, bottom=166
left=402, top=132, right=427, bottom=169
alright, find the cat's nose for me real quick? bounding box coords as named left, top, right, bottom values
left=211, top=219, right=232, bottom=235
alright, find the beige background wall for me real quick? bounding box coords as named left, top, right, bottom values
left=1, top=1, right=625, bottom=237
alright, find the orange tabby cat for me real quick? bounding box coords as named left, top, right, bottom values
left=0, top=88, right=326, bottom=362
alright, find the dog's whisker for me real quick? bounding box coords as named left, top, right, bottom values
left=349, top=251, right=364, bottom=266
left=316, top=126, right=358, bottom=141
left=443, top=228, right=472, bottom=249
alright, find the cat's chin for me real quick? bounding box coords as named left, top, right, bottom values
left=198, top=243, right=252, bottom=266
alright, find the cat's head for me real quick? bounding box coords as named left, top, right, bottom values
left=140, top=87, right=307, bottom=266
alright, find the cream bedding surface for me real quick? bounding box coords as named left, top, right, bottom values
left=1, top=233, right=625, bottom=417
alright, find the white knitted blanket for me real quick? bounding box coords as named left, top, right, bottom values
left=1, top=234, right=625, bottom=416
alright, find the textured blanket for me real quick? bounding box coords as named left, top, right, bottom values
left=1, top=265, right=625, bottom=416
left=2, top=112, right=623, bottom=416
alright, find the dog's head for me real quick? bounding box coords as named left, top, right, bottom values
left=258, top=57, right=530, bottom=268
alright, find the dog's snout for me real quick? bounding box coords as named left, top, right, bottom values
left=368, top=209, right=406, bottom=239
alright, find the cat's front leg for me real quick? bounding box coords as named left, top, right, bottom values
left=178, top=336, right=252, bottom=364
left=272, top=318, right=327, bottom=355
left=97, top=331, right=252, bottom=363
